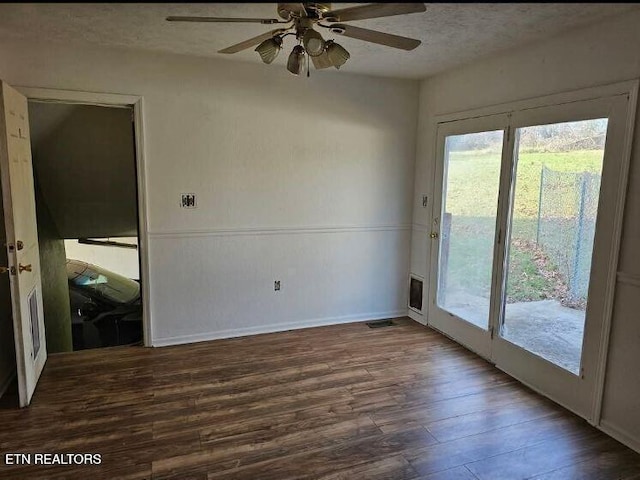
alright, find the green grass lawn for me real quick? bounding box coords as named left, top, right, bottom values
left=442, top=216, right=561, bottom=303
left=441, top=149, right=602, bottom=305
left=445, top=149, right=603, bottom=217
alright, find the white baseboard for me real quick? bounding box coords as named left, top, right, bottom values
left=152, top=310, right=409, bottom=347
left=0, top=370, right=15, bottom=399
left=598, top=419, right=640, bottom=454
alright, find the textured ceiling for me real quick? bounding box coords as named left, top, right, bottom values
left=0, top=3, right=637, bottom=79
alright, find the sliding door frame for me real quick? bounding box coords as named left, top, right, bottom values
left=427, top=79, right=638, bottom=425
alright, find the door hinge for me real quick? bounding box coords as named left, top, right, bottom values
left=489, top=325, right=494, bottom=339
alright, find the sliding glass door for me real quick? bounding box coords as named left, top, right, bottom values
left=491, top=95, right=630, bottom=419
left=428, top=114, right=509, bottom=358
left=428, top=93, right=632, bottom=419
left=500, top=118, right=607, bottom=375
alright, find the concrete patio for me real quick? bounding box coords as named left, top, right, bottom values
left=445, top=295, right=585, bottom=374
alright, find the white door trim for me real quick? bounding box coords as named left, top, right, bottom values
left=591, top=81, right=638, bottom=423
left=16, top=86, right=153, bottom=347
left=434, top=79, right=639, bottom=124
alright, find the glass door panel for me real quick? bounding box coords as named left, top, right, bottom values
left=437, top=130, right=504, bottom=330
left=428, top=114, right=509, bottom=359
left=500, top=119, right=608, bottom=374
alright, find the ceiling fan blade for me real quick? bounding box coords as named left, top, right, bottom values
left=166, top=16, right=283, bottom=24
left=323, top=3, right=426, bottom=22
left=311, top=51, right=334, bottom=69
left=333, top=24, right=421, bottom=51
left=218, top=29, right=288, bottom=54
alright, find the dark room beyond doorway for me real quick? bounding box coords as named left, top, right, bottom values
left=28, top=101, right=142, bottom=352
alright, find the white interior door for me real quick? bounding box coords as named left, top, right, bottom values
left=427, top=113, right=510, bottom=359
left=0, top=80, right=47, bottom=407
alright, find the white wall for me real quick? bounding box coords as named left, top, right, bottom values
left=64, top=238, right=140, bottom=280
left=409, top=10, right=640, bottom=450
left=29, top=103, right=138, bottom=239
left=0, top=40, right=418, bottom=346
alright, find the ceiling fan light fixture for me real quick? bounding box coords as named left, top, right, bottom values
left=169, top=3, right=426, bottom=75
left=302, top=28, right=326, bottom=57
left=255, top=35, right=283, bottom=64
left=287, top=45, right=307, bottom=75
left=325, top=40, right=350, bottom=69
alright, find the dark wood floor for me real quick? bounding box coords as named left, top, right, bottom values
left=1, top=317, right=640, bottom=479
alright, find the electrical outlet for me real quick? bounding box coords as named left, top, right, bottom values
left=422, top=195, right=428, bottom=207
left=274, top=280, right=281, bottom=291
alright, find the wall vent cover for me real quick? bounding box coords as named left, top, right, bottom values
left=28, top=288, right=41, bottom=359
left=409, top=275, right=423, bottom=313
left=366, top=319, right=396, bottom=329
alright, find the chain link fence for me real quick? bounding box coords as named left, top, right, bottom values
left=536, top=166, right=601, bottom=307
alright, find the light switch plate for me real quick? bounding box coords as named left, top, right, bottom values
left=181, top=193, right=197, bottom=209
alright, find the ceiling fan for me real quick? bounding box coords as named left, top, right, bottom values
left=166, top=3, right=427, bottom=76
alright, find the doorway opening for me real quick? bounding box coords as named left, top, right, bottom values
left=28, top=101, right=142, bottom=352
left=0, top=193, right=16, bottom=404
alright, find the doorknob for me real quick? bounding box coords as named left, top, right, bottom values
left=18, top=263, right=32, bottom=273
left=430, top=232, right=439, bottom=239
left=0, top=266, right=9, bottom=274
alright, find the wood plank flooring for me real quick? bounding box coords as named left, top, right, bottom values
left=1, top=317, right=639, bottom=479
